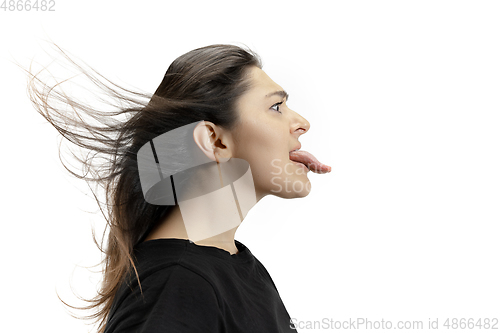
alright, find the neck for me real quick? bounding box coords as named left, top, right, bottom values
left=144, top=205, right=240, bottom=254
left=143, top=158, right=266, bottom=255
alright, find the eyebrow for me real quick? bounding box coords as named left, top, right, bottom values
left=265, top=90, right=289, bottom=101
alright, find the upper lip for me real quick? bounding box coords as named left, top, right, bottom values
left=289, top=144, right=301, bottom=153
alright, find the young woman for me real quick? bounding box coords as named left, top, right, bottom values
left=28, top=44, right=331, bottom=332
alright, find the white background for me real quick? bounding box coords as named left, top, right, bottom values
left=1, top=1, right=499, bottom=332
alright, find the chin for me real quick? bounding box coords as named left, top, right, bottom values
left=292, top=183, right=311, bottom=198
left=268, top=178, right=312, bottom=199
left=277, top=189, right=311, bottom=199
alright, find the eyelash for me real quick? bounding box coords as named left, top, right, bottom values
left=271, top=101, right=284, bottom=113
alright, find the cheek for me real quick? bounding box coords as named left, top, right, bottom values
left=232, top=117, right=289, bottom=184
left=235, top=119, right=282, bottom=157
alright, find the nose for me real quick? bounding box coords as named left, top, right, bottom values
left=290, top=109, right=310, bottom=136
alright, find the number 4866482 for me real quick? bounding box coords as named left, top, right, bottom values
left=1, top=0, right=56, bottom=11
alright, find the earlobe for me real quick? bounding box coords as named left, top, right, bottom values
left=193, top=121, right=230, bottom=163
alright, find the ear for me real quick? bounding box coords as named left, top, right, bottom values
left=193, top=121, right=231, bottom=163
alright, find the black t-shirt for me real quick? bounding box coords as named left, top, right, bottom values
left=103, top=238, right=297, bottom=332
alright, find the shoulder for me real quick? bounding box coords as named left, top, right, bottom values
left=148, top=264, right=219, bottom=303
left=140, top=264, right=223, bottom=331
left=105, top=264, right=224, bottom=332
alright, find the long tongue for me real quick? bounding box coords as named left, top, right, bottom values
left=289, top=150, right=331, bottom=174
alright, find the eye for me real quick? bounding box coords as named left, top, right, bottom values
left=270, top=101, right=283, bottom=113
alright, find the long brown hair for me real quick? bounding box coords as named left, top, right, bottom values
left=24, top=42, right=262, bottom=333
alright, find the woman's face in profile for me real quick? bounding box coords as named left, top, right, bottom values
left=232, top=66, right=311, bottom=199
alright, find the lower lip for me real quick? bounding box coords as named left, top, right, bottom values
left=291, top=160, right=309, bottom=172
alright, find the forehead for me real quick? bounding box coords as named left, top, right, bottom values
left=246, top=67, right=284, bottom=96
